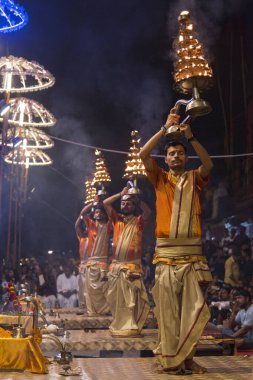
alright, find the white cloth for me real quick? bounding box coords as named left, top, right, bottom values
left=56, top=273, right=78, bottom=308
left=235, top=305, right=253, bottom=339
left=40, top=295, right=57, bottom=308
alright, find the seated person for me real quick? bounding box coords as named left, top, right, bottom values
left=222, top=289, right=253, bottom=348
left=209, top=284, right=231, bottom=326
left=36, top=266, right=57, bottom=309
left=216, top=285, right=232, bottom=326
left=56, top=265, right=78, bottom=308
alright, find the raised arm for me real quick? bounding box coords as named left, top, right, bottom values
left=139, top=200, right=151, bottom=222
left=179, top=124, right=213, bottom=178
left=75, top=206, right=89, bottom=238
left=140, top=108, right=180, bottom=169
left=75, top=195, right=100, bottom=237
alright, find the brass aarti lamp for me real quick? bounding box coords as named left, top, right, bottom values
left=165, top=10, right=213, bottom=138
left=84, top=179, right=96, bottom=205
left=92, top=149, right=111, bottom=199
left=123, top=130, right=147, bottom=195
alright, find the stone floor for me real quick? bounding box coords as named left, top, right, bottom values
left=41, top=328, right=234, bottom=356
left=0, top=356, right=252, bottom=379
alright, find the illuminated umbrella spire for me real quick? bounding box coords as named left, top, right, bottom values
left=0, top=0, right=28, bottom=33
left=0, top=97, right=56, bottom=127
left=0, top=55, right=55, bottom=93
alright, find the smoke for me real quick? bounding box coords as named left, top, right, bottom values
left=134, top=75, right=172, bottom=151
left=1, top=0, right=251, bottom=255
left=52, top=116, right=94, bottom=182
left=167, top=0, right=250, bottom=56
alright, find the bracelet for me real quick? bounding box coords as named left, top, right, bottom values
left=161, top=125, right=167, bottom=135
left=187, top=134, right=196, bottom=142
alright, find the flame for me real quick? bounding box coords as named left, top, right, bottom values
left=173, top=10, right=212, bottom=92
left=123, top=130, right=146, bottom=179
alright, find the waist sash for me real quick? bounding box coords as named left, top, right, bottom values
left=154, top=237, right=212, bottom=282
left=109, top=259, right=143, bottom=277
left=154, top=237, right=204, bottom=264
left=86, top=256, right=108, bottom=270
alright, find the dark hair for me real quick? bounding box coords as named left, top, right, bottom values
left=93, top=205, right=106, bottom=212
left=164, top=140, right=187, bottom=155
left=221, top=284, right=232, bottom=292
left=235, top=289, right=251, bottom=301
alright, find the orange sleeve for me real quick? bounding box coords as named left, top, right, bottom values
left=195, top=169, right=209, bottom=192
left=83, top=215, right=95, bottom=229
left=146, top=158, right=163, bottom=187
left=137, top=215, right=145, bottom=231
left=110, top=208, right=119, bottom=226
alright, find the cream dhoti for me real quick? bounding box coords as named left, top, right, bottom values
left=85, top=257, right=110, bottom=315
left=152, top=237, right=212, bottom=369
left=107, top=261, right=149, bottom=337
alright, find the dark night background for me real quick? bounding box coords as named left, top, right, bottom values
left=1, top=0, right=253, bottom=259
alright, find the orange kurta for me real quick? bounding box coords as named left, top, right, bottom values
left=145, top=158, right=211, bottom=370
left=107, top=210, right=149, bottom=336
left=110, top=209, right=144, bottom=263
left=83, top=216, right=112, bottom=315
left=78, top=236, right=88, bottom=261
left=146, top=159, right=207, bottom=238
left=84, top=216, right=111, bottom=260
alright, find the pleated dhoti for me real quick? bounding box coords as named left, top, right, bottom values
left=85, top=265, right=110, bottom=315
left=107, top=268, right=150, bottom=337
left=152, top=262, right=210, bottom=369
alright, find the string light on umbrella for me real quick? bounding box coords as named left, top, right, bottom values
left=123, top=130, right=146, bottom=179
left=4, top=145, right=52, bottom=204
left=0, top=97, right=56, bottom=127
left=0, top=55, right=55, bottom=93
left=92, top=149, right=111, bottom=196
left=84, top=179, right=96, bottom=205
left=0, top=0, right=28, bottom=33
left=0, top=127, right=54, bottom=149
left=4, top=146, right=52, bottom=167
left=0, top=19, right=55, bottom=262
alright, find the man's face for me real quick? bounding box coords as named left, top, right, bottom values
left=94, top=208, right=106, bottom=222
left=64, top=267, right=72, bottom=278
left=165, top=145, right=187, bottom=170
left=235, top=295, right=248, bottom=308
left=120, top=200, right=135, bottom=215
left=219, top=288, right=229, bottom=300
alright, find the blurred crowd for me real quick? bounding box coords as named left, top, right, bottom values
left=0, top=224, right=252, bottom=336
left=0, top=254, right=79, bottom=309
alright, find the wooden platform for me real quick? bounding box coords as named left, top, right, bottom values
left=0, top=356, right=252, bottom=379
left=41, top=329, right=234, bottom=356
left=41, top=309, right=157, bottom=329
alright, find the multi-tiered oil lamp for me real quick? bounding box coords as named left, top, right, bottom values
left=92, top=149, right=111, bottom=198
left=123, top=130, right=146, bottom=195
left=165, top=10, right=213, bottom=139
